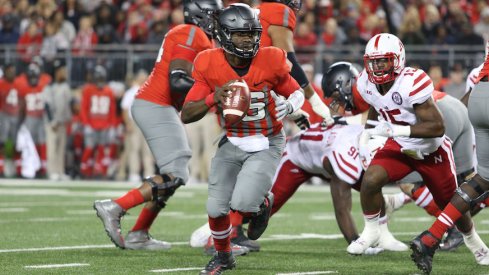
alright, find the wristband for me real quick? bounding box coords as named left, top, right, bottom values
left=205, top=93, right=216, bottom=107
left=392, top=125, right=411, bottom=137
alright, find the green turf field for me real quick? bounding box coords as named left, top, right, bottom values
left=0, top=179, right=488, bottom=275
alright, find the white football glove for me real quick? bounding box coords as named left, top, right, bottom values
left=271, top=91, right=293, bottom=121
left=370, top=121, right=411, bottom=138
left=358, top=129, right=372, bottom=170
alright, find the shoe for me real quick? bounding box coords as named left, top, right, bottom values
left=190, top=222, right=212, bottom=248
left=377, top=230, right=408, bottom=251
left=410, top=231, right=440, bottom=274
left=203, top=236, right=249, bottom=256
left=200, top=251, right=236, bottom=275
left=462, top=230, right=489, bottom=265
left=248, top=192, right=274, bottom=241
left=124, top=230, right=171, bottom=250
left=439, top=227, right=463, bottom=252
left=231, top=225, right=261, bottom=252
left=377, top=223, right=408, bottom=252
left=383, top=193, right=406, bottom=217
left=347, top=225, right=380, bottom=255
left=93, top=200, right=126, bottom=248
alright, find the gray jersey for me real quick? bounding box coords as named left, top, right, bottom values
left=401, top=94, right=474, bottom=183
left=468, top=82, right=489, bottom=180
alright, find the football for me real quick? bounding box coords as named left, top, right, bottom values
left=222, top=80, right=251, bottom=126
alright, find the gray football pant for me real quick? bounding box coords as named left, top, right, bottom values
left=469, top=82, right=489, bottom=180
left=207, top=131, right=285, bottom=218
left=25, top=117, right=46, bottom=144
left=131, top=99, right=191, bottom=182
left=401, top=95, right=473, bottom=183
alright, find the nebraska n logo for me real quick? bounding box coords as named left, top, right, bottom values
left=434, top=155, right=443, bottom=164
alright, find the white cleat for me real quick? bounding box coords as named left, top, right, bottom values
left=347, top=227, right=380, bottom=255
left=190, top=222, right=211, bottom=248
left=377, top=232, right=408, bottom=251
left=474, top=248, right=489, bottom=265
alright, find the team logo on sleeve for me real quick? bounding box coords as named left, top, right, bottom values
left=392, top=92, right=403, bottom=105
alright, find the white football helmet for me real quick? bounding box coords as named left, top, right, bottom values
left=364, top=33, right=406, bottom=85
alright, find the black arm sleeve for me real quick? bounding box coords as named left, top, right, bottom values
left=169, top=69, right=195, bottom=94
left=287, top=52, right=309, bottom=88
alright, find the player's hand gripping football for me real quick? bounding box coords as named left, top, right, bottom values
left=214, top=80, right=236, bottom=106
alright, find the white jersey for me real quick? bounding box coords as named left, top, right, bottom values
left=357, top=67, right=443, bottom=154
left=466, top=64, right=483, bottom=94
left=285, top=124, right=364, bottom=185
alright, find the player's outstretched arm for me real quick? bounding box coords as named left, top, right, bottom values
left=323, top=158, right=358, bottom=243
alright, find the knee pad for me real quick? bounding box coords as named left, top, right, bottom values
left=144, top=174, right=185, bottom=208
left=456, top=178, right=489, bottom=208
left=456, top=168, right=475, bottom=185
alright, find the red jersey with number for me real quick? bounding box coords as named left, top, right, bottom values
left=257, top=2, right=297, bottom=47
left=80, top=84, right=116, bottom=130
left=136, top=24, right=212, bottom=110
left=185, top=47, right=301, bottom=137
left=0, top=78, right=20, bottom=116
left=15, top=74, right=51, bottom=118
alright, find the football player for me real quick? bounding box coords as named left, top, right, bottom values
left=345, top=33, right=488, bottom=272
left=93, top=0, right=223, bottom=250
left=0, top=64, right=21, bottom=176
left=181, top=4, right=304, bottom=274
left=79, top=65, right=117, bottom=178
left=411, top=50, right=489, bottom=273
left=15, top=62, right=51, bottom=177
left=257, top=0, right=334, bottom=124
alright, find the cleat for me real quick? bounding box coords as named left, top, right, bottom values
left=93, top=199, right=126, bottom=248
left=439, top=227, right=463, bottom=252
left=124, top=230, right=171, bottom=250
left=347, top=226, right=380, bottom=255
left=248, top=192, right=274, bottom=241
left=204, top=236, right=249, bottom=256
left=200, top=251, right=236, bottom=275
left=190, top=222, right=212, bottom=248
left=462, top=231, right=489, bottom=265
left=378, top=225, right=408, bottom=252
left=231, top=225, right=260, bottom=252
left=410, top=231, right=440, bottom=274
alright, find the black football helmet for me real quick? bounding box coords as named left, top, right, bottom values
left=263, top=0, right=302, bottom=12
left=215, top=3, right=262, bottom=59
left=183, top=0, right=223, bottom=36
left=321, top=62, right=359, bottom=112
left=26, top=63, right=41, bottom=87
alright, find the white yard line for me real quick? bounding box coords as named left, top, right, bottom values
left=24, top=263, right=90, bottom=269
left=0, top=207, right=27, bottom=212
left=2, top=230, right=489, bottom=254
left=276, top=272, right=338, bottom=275
left=149, top=267, right=202, bottom=273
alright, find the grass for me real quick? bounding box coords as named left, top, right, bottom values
left=0, top=179, right=488, bottom=275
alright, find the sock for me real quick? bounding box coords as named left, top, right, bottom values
left=412, top=185, right=442, bottom=217
left=229, top=211, right=243, bottom=227
left=131, top=207, right=159, bottom=232
left=37, top=143, right=47, bottom=175
left=0, top=156, right=4, bottom=174
left=461, top=225, right=489, bottom=254
left=363, top=209, right=381, bottom=231
left=428, top=203, right=462, bottom=239
left=80, top=147, right=94, bottom=177
left=114, top=189, right=145, bottom=211
left=14, top=151, right=21, bottom=176
left=209, top=215, right=231, bottom=252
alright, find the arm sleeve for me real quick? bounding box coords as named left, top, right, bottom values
left=287, top=52, right=309, bottom=88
